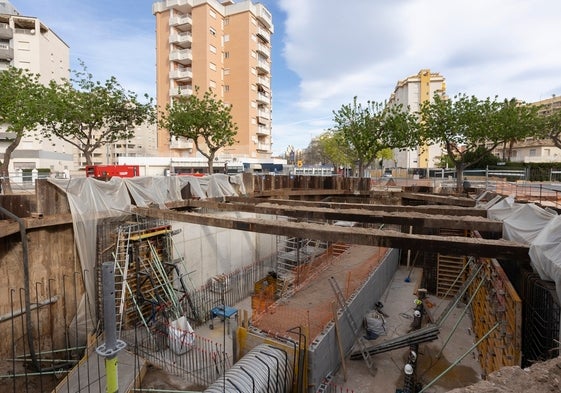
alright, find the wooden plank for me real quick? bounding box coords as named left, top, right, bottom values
left=133, top=207, right=530, bottom=261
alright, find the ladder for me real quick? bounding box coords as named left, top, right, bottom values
left=113, top=225, right=132, bottom=333
left=328, top=276, right=375, bottom=372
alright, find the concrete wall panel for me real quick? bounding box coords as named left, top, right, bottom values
left=307, top=249, right=400, bottom=390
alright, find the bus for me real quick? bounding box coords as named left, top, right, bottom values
left=85, top=165, right=140, bottom=178
left=291, top=166, right=334, bottom=176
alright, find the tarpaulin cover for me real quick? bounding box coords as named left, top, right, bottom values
left=48, top=174, right=246, bottom=345
left=502, top=203, right=557, bottom=244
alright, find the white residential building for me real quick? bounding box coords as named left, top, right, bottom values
left=388, top=69, right=447, bottom=171
left=0, top=0, right=74, bottom=176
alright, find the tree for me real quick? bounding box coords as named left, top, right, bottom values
left=315, top=130, right=354, bottom=173
left=40, top=63, right=155, bottom=166
left=0, top=67, right=45, bottom=194
left=419, top=94, right=541, bottom=190
left=159, top=88, right=238, bottom=174
left=539, top=105, right=561, bottom=150
left=331, top=97, right=420, bottom=177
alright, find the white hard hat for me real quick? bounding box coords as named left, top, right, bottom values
left=414, top=310, right=421, bottom=318
left=404, top=364, right=414, bottom=375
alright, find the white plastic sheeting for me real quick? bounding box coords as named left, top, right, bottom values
left=487, top=196, right=523, bottom=221
left=529, top=215, right=561, bottom=312
left=487, top=196, right=561, bottom=342
left=47, top=174, right=246, bottom=345
left=49, top=177, right=132, bottom=345
left=502, top=203, right=558, bottom=244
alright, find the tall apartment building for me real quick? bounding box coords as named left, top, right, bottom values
left=153, top=0, right=273, bottom=161
left=0, top=0, right=74, bottom=175
left=388, top=69, right=447, bottom=170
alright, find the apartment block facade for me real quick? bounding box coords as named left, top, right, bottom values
left=0, top=1, right=75, bottom=176
left=491, top=95, right=561, bottom=164
left=388, top=69, right=447, bottom=170
left=153, top=0, right=273, bottom=162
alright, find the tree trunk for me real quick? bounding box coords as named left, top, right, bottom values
left=455, top=163, right=464, bottom=193
left=83, top=150, right=93, bottom=167
left=1, top=133, right=23, bottom=195
left=207, top=151, right=215, bottom=174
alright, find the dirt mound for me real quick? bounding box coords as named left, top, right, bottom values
left=448, top=356, right=561, bottom=393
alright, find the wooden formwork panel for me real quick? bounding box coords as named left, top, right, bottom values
left=468, top=258, right=522, bottom=376
left=437, top=254, right=466, bottom=298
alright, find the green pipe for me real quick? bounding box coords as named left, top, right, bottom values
left=436, top=276, right=486, bottom=359
left=419, top=322, right=500, bottom=393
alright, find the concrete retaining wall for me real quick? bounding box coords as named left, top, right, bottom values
left=307, top=248, right=400, bottom=391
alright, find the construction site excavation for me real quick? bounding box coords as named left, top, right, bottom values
left=0, top=173, right=560, bottom=393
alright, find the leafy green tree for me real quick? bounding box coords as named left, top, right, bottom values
left=539, top=106, right=561, bottom=150
left=316, top=130, right=354, bottom=172
left=40, top=63, right=155, bottom=166
left=420, top=94, right=541, bottom=190
left=331, top=97, right=420, bottom=177
left=0, top=67, right=45, bottom=194
left=159, top=88, right=238, bottom=174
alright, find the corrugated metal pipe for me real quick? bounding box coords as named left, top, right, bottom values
left=204, top=344, right=293, bottom=393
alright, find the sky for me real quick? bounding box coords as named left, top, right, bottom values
left=9, top=0, right=561, bottom=156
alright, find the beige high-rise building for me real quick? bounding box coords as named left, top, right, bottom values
left=153, top=0, right=273, bottom=161
left=388, top=69, right=447, bottom=170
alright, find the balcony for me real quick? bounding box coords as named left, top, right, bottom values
left=257, top=110, right=270, bottom=120
left=169, top=14, right=192, bottom=30
left=256, top=58, right=270, bottom=74
left=170, top=137, right=193, bottom=150
left=0, top=23, right=13, bottom=39
left=170, top=85, right=193, bottom=97
left=169, top=31, right=192, bottom=48
left=0, top=43, right=13, bottom=61
left=256, top=43, right=270, bottom=58
left=257, top=125, right=270, bottom=136
left=256, top=27, right=270, bottom=43
left=257, top=76, right=270, bottom=89
left=255, top=4, right=273, bottom=31
left=153, top=0, right=192, bottom=13
left=169, top=67, right=192, bottom=81
left=169, top=48, right=192, bottom=65
left=256, top=91, right=269, bottom=105
left=257, top=142, right=271, bottom=152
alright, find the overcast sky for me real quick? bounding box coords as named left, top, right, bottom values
left=10, top=0, right=561, bottom=156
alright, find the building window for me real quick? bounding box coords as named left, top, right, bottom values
left=209, top=62, right=216, bottom=71
left=209, top=9, right=216, bottom=19
left=224, top=17, right=229, bottom=26
left=224, top=51, right=229, bottom=59
left=223, top=34, right=229, bottom=43
left=529, top=149, right=537, bottom=157
left=224, top=85, right=230, bottom=92
left=545, top=148, right=551, bottom=156
left=223, top=68, right=230, bottom=75
left=210, top=80, right=216, bottom=89
left=209, top=44, right=216, bottom=53
left=209, top=27, right=216, bottom=36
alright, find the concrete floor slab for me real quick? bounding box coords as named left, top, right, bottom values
left=330, top=266, right=483, bottom=392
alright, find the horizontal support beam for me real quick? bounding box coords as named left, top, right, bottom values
left=0, top=213, right=73, bottom=238
left=182, top=199, right=502, bottom=233
left=134, top=207, right=529, bottom=261
left=223, top=197, right=488, bottom=217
